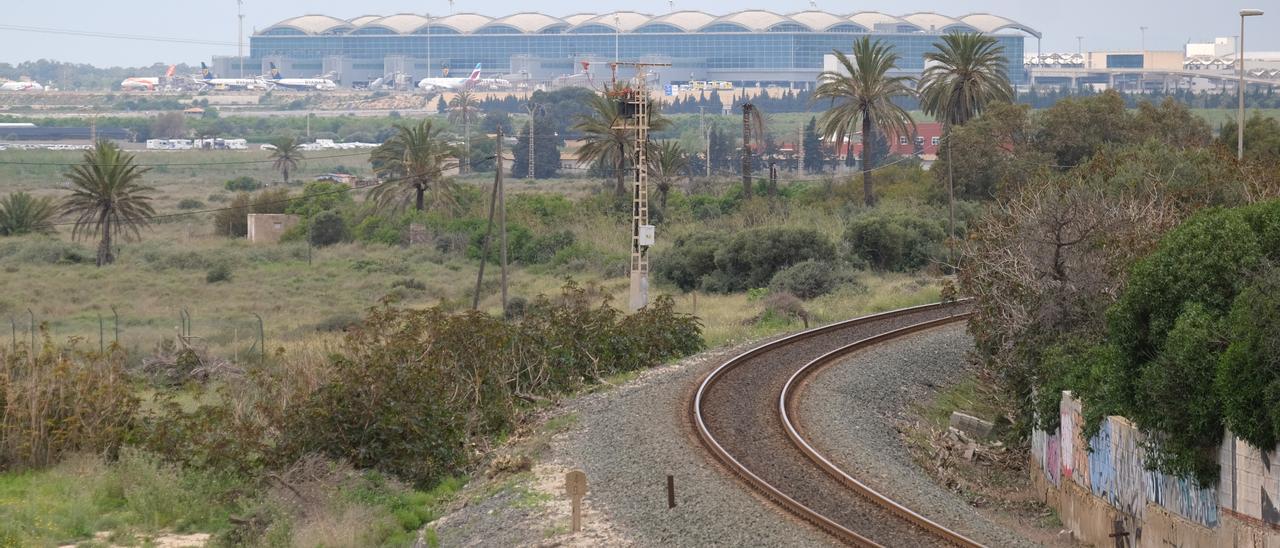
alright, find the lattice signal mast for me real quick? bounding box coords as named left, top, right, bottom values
left=609, top=62, right=669, bottom=312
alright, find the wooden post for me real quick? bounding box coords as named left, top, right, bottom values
left=565, top=470, right=588, bottom=533
left=666, top=475, right=676, bottom=509
left=498, top=127, right=508, bottom=313
left=473, top=132, right=503, bottom=311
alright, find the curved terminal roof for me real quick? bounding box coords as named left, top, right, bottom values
left=257, top=10, right=1038, bottom=37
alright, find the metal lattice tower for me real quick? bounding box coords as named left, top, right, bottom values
left=610, top=62, right=668, bottom=311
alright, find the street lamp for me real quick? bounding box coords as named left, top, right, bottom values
left=1239, top=9, right=1264, bottom=160
left=1140, top=26, right=1147, bottom=51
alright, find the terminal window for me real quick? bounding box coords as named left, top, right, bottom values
left=1106, top=54, right=1144, bottom=69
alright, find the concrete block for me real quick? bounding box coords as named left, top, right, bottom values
left=950, top=411, right=995, bottom=439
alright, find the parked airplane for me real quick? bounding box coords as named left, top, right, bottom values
left=0, top=80, right=43, bottom=92
left=264, top=63, right=338, bottom=91
left=417, top=63, right=483, bottom=91
left=198, top=63, right=268, bottom=91
left=120, top=65, right=176, bottom=91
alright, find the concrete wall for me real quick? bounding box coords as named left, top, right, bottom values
left=1031, top=392, right=1280, bottom=546
left=247, top=214, right=299, bottom=244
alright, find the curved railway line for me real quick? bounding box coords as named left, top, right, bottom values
left=691, top=302, right=980, bottom=547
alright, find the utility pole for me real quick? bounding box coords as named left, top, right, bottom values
left=612, top=62, right=669, bottom=311
left=524, top=102, right=543, bottom=178
left=498, top=128, right=508, bottom=313
left=1140, top=26, right=1147, bottom=51
left=1239, top=9, right=1265, bottom=161
left=473, top=130, right=503, bottom=311
left=699, top=106, right=710, bottom=178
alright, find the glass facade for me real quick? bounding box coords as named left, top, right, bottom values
left=251, top=30, right=1028, bottom=83
left=1105, top=54, right=1144, bottom=69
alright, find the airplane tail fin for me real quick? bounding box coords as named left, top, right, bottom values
left=200, top=62, right=213, bottom=80
left=467, top=63, right=482, bottom=82
left=270, top=62, right=282, bottom=80
left=165, top=65, right=176, bottom=78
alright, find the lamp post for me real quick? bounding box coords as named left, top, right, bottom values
left=1239, top=9, right=1264, bottom=161
left=1140, top=26, right=1147, bottom=51
left=614, top=16, right=621, bottom=63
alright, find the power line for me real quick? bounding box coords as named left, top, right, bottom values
left=0, top=24, right=237, bottom=47
left=0, top=149, right=381, bottom=168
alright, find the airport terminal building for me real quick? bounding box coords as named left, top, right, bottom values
left=221, top=11, right=1038, bottom=88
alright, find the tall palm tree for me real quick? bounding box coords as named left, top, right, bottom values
left=368, top=120, right=459, bottom=214
left=62, top=141, right=155, bottom=266
left=813, top=37, right=916, bottom=207
left=740, top=102, right=766, bottom=200
left=447, top=88, right=481, bottom=174
left=918, top=32, right=1013, bottom=266
left=0, top=192, right=58, bottom=236
left=268, top=136, right=304, bottom=184
left=650, top=140, right=688, bottom=209
left=573, top=93, right=669, bottom=197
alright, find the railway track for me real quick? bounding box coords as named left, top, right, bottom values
left=691, top=302, right=979, bottom=547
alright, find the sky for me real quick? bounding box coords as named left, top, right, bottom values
left=1, top=0, right=1277, bottom=67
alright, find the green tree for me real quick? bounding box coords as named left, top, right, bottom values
left=802, top=117, right=824, bottom=173
left=268, top=136, right=305, bottom=184
left=368, top=120, right=458, bottom=214
left=573, top=93, right=668, bottom=197
left=286, top=181, right=354, bottom=219
left=1034, top=90, right=1134, bottom=167
left=1218, top=112, right=1280, bottom=162
left=308, top=210, right=348, bottom=247
left=513, top=117, right=562, bottom=179
left=918, top=32, right=1013, bottom=251
left=447, top=88, right=481, bottom=174
left=651, top=140, right=689, bottom=209
left=0, top=192, right=58, bottom=236
left=62, top=141, right=155, bottom=266
left=813, top=37, right=916, bottom=206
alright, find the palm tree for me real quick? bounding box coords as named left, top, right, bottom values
left=740, top=102, right=766, bottom=200
left=268, top=136, right=304, bottom=184
left=62, top=141, right=155, bottom=266
left=573, top=93, right=669, bottom=197
left=813, top=37, right=916, bottom=207
left=368, top=120, right=459, bottom=214
left=447, top=88, right=481, bottom=174
left=650, top=141, right=688, bottom=209
left=0, top=192, right=58, bottom=236
left=919, top=33, right=1013, bottom=263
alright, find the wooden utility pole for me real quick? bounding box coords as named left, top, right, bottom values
left=498, top=128, right=508, bottom=313
left=741, top=103, right=754, bottom=199
left=473, top=129, right=503, bottom=311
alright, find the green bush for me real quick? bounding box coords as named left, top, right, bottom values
left=768, top=260, right=845, bottom=299
left=844, top=212, right=944, bottom=271
left=308, top=210, right=348, bottom=247
left=709, top=227, right=835, bottom=293
left=224, top=176, right=262, bottom=192
left=176, top=199, right=204, bottom=210
left=653, top=232, right=728, bottom=292
left=206, top=263, right=232, bottom=283
left=515, top=230, right=575, bottom=264
left=0, top=238, right=90, bottom=265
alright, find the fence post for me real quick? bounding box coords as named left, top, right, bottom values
left=27, top=309, right=34, bottom=364
left=111, top=306, right=119, bottom=344
left=98, top=313, right=104, bottom=354
left=252, top=313, right=265, bottom=364
left=9, top=317, right=14, bottom=355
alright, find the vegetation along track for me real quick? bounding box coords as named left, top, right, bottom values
left=692, top=301, right=979, bottom=547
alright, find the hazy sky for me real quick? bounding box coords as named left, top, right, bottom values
left=2, top=0, right=1277, bottom=67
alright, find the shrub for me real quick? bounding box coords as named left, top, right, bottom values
left=308, top=210, right=348, bottom=247
left=710, top=227, right=835, bottom=293
left=391, top=278, right=427, bottom=291
left=0, top=336, right=138, bottom=469
left=176, top=199, right=204, bottom=210
left=0, top=238, right=90, bottom=265
left=768, top=260, right=844, bottom=299
left=515, top=230, right=575, bottom=264
left=206, top=263, right=232, bottom=283
left=653, top=233, right=728, bottom=292
left=315, top=312, right=362, bottom=332
left=224, top=176, right=262, bottom=192
left=1217, top=267, right=1280, bottom=450
left=844, top=212, right=944, bottom=271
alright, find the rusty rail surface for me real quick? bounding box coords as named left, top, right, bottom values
left=691, top=301, right=980, bottom=547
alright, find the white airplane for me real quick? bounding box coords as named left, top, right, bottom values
left=0, top=80, right=43, bottom=92
left=417, top=63, right=483, bottom=91
left=198, top=63, right=268, bottom=91
left=121, top=65, right=176, bottom=91
left=263, top=63, right=338, bottom=91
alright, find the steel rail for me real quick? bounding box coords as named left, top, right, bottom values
left=779, top=312, right=981, bottom=547
left=691, top=301, right=972, bottom=547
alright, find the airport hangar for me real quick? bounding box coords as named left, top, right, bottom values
left=215, top=11, right=1038, bottom=89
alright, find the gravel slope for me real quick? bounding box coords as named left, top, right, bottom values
left=795, top=323, right=1034, bottom=547
left=434, top=340, right=836, bottom=547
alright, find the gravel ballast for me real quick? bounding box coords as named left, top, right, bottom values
left=795, top=323, right=1034, bottom=547
left=433, top=340, right=836, bottom=547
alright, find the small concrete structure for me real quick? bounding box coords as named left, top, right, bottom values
left=247, top=214, right=300, bottom=243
